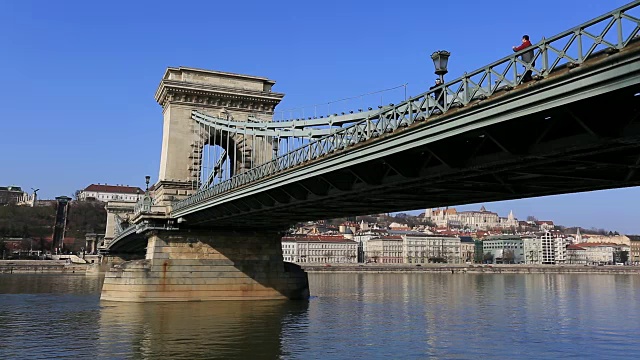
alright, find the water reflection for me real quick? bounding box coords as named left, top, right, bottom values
left=1, top=273, right=640, bottom=359
left=307, top=273, right=640, bottom=359
left=97, top=300, right=309, bottom=360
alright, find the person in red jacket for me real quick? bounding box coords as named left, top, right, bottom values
left=512, top=35, right=535, bottom=83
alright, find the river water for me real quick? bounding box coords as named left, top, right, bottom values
left=0, top=273, right=639, bottom=359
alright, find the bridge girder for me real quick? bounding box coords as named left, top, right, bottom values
left=180, top=80, right=640, bottom=230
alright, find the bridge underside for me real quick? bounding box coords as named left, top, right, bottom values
left=183, top=81, right=640, bottom=230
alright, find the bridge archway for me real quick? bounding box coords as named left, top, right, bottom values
left=153, top=67, right=284, bottom=203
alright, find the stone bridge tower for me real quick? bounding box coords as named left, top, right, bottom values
left=153, top=67, right=284, bottom=207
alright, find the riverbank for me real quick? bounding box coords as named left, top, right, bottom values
left=301, top=263, right=640, bottom=274
left=0, top=260, right=88, bottom=274
left=3, top=260, right=638, bottom=275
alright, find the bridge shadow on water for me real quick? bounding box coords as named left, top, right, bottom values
left=96, top=299, right=309, bottom=359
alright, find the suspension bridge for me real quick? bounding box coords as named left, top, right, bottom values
left=101, top=2, right=640, bottom=302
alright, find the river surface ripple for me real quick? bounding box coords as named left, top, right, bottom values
left=0, top=273, right=639, bottom=359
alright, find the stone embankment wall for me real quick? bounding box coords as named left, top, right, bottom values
left=302, top=264, right=640, bottom=275
left=0, top=260, right=88, bottom=274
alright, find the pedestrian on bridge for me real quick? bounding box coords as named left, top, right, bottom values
left=512, top=35, right=535, bottom=83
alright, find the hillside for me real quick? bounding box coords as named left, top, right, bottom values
left=0, top=201, right=106, bottom=240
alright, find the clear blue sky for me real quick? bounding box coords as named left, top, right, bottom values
left=1, top=0, right=638, bottom=233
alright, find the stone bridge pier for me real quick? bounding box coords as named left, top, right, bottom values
left=101, top=229, right=309, bottom=301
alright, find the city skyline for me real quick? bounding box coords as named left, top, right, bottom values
left=1, top=0, right=639, bottom=233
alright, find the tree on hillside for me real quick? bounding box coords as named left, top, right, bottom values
left=526, top=215, right=538, bottom=222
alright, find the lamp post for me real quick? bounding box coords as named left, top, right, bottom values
left=145, top=176, right=151, bottom=193
left=431, top=50, right=451, bottom=83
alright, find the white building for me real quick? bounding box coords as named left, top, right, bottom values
left=566, top=243, right=623, bottom=265
left=402, top=233, right=461, bottom=264
left=281, top=235, right=357, bottom=264
left=79, top=184, right=144, bottom=203
left=539, top=231, right=567, bottom=264
left=424, top=206, right=518, bottom=230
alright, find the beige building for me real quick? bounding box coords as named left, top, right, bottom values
left=579, top=234, right=631, bottom=247
left=424, top=206, right=518, bottom=230
left=460, top=237, right=475, bottom=263
left=566, top=243, right=620, bottom=265
left=402, top=233, right=461, bottom=264
left=281, top=235, right=357, bottom=264
left=366, top=236, right=403, bottom=263
left=630, top=235, right=640, bottom=265
left=354, top=229, right=389, bottom=262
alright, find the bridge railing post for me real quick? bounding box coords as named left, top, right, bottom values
left=541, top=36, right=549, bottom=75
left=616, top=11, right=624, bottom=49
left=462, top=73, right=469, bottom=105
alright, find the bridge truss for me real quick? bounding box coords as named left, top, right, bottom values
left=172, top=1, right=640, bottom=216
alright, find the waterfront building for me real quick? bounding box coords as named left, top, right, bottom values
left=78, top=184, right=144, bottom=203
left=538, top=231, right=568, bottom=264
left=354, top=229, right=389, bottom=263
left=402, top=233, right=461, bottom=264
left=522, top=236, right=543, bottom=264
left=629, top=235, right=640, bottom=265
left=424, top=206, right=518, bottom=230
left=281, top=235, right=357, bottom=264
left=365, top=235, right=403, bottom=263
left=482, top=236, right=524, bottom=264
left=460, top=236, right=475, bottom=263
left=554, top=233, right=568, bottom=264
left=566, top=243, right=620, bottom=265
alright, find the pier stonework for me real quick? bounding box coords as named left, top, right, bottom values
left=101, top=230, right=309, bottom=302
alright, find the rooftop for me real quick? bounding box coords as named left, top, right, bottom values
left=282, top=235, right=355, bottom=243
left=83, top=184, right=144, bottom=194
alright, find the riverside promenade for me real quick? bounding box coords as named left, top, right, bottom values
left=0, top=260, right=89, bottom=274
left=301, top=263, right=640, bottom=275
left=2, top=260, right=639, bottom=275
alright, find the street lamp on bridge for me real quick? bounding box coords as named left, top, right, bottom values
left=431, top=50, right=451, bottom=82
